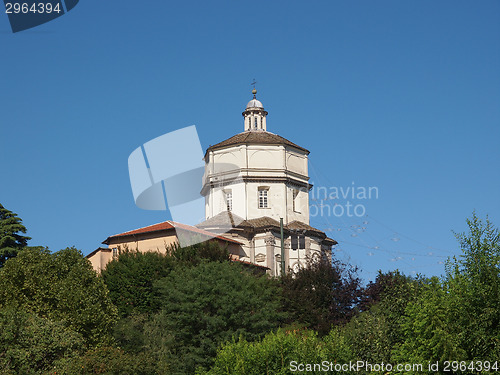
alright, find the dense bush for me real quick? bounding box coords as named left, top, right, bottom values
left=197, top=328, right=353, bottom=375
left=0, top=247, right=117, bottom=347
left=0, top=307, right=84, bottom=374
left=348, top=270, right=425, bottom=363
left=1, top=210, right=498, bottom=374
left=102, top=241, right=231, bottom=318
left=394, top=213, right=500, bottom=367
left=205, top=214, right=500, bottom=374
left=52, top=346, right=158, bottom=375
left=280, top=257, right=362, bottom=335
left=145, top=261, right=286, bottom=373
left=102, top=250, right=174, bottom=317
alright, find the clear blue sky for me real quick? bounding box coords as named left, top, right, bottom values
left=1, top=0, right=499, bottom=282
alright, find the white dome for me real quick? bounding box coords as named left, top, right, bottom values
left=246, top=99, right=263, bottom=109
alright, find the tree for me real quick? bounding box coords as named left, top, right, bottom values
left=360, top=270, right=413, bottom=311
left=0, top=247, right=118, bottom=347
left=340, top=303, right=392, bottom=365
left=102, top=250, right=174, bottom=317
left=197, top=329, right=350, bottom=375
left=393, top=277, right=466, bottom=368
left=102, top=241, right=231, bottom=318
left=445, top=213, right=500, bottom=359
left=339, top=271, right=426, bottom=365
left=168, top=240, right=232, bottom=266
left=52, top=346, right=158, bottom=375
left=0, top=306, right=84, bottom=375
left=280, top=257, right=362, bottom=335
left=145, top=261, right=285, bottom=374
left=0, top=203, right=30, bottom=267
left=393, top=213, right=500, bottom=367
left=103, top=241, right=241, bottom=372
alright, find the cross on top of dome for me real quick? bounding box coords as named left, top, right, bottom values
left=247, top=81, right=263, bottom=109
left=243, top=84, right=268, bottom=131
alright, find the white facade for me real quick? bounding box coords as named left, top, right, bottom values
left=203, top=144, right=310, bottom=224
left=198, top=90, right=335, bottom=276
left=203, top=90, right=311, bottom=225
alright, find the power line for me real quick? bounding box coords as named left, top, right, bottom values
left=307, top=157, right=455, bottom=271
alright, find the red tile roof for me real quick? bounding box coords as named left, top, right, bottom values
left=103, top=220, right=242, bottom=245
left=108, top=221, right=175, bottom=238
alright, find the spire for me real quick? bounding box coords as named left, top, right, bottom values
left=243, top=84, right=268, bottom=132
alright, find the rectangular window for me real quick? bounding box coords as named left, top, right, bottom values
left=225, top=190, right=232, bottom=211
left=258, top=188, right=268, bottom=208
left=299, top=235, right=306, bottom=249
left=112, top=248, right=118, bottom=259
left=291, top=235, right=305, bottom=250
left=292, top=189, right=299, bottom=212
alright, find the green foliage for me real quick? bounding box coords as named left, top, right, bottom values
left=361, top=270, right=415, bottom=309
left=52, top=346, right=158, bottom=375
left=112, top=312, right=150, bottom=354
left=0, top=213, right=496, bottom=374
left=341, top=303, right=392, bottom=364
left=393, top=277, right=466, bottom=368
left=0, top=306, right=84, bottom=375
left=280, top=257, right=362, bottom=335
left=340, top=271, right=425, bottom=366
left=146, top=261, right=285, bottom=374
left=198, top=328, right=352, bottom=375
left=102, top=250, right=174, bottom=317
left=0, top=247, right=118, bottom=347
left=393, top=213, right=500, bottom=368
left=446, top=213, right=500, bottom=359
left=370, top=271, right=425, bottom=348
left=450, top=212, right=500, bottom=281
left=168, top=240, right=232, bottom=266
left=105, top=242, right=258, bottom=374
left=102, top=241, right=231, bottom=318
left=0, top=203, right=31, bottom=267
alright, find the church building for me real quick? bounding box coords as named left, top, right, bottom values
left=87, top=89, right=336, bottom=275
left=196, top=88, right=336, bottom=276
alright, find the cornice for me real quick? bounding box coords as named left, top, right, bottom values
left=201, top=176, right=312, bottom=195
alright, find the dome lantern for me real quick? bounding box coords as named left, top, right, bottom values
left=242, top=88, right=268, bottom=131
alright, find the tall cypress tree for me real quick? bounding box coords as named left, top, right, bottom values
left=0, top=203, right=31, bottom=267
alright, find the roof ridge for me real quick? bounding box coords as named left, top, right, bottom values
left=206, top=131, right=309, bottom=154
left=109, top=220, right=172, bottom=237
left=105, top=219, right=243, bottom=245
left=246, top=216, right=281, bottom=228
left=196, top=211, right=250, bottom=229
